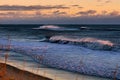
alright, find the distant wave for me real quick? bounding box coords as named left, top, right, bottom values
left=80, top=27, right=120, bottom=31
left=79, top=26, right=120, bottom=31
left=80, top=26, right=89, bottom=30
left=32, top=25, right=78, bottom=31
left=49, top=36, right=120, bottom=51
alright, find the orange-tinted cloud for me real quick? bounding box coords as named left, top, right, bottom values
left=0, top=0, right=119, bottom=24
left=109, top=11, right=119, bottom=16
left=53, top=10, right=66, bottom=15
left=71, top=5, right=79, bottom=7
left=0, top=5, right=69, bottom=11
left=76, top=10, right=97, bottom=16
left=105, top=0, right=111, bottom=3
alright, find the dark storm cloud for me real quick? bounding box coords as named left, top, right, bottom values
left=76, top=10, right=97, bottom=15
left=0, top=5, right=69, bottom=11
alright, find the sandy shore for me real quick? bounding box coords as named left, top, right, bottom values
left=0, top=51, right=111, bottom=80
left=0, top=63, right=52, bottom=80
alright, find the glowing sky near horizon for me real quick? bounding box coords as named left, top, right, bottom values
left=0, top=0, right=120, bottom=24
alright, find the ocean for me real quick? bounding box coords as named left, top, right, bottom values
left=0, top=24, right=120, bottom=79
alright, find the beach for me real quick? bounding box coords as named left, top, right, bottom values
left=0, top=63, right=52, bottom=80
left=0, top=50, right=112, bottom=80
left=0, top=0, right=119, bottom=78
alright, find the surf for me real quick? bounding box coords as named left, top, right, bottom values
left=0, top=38, right=120, bottom=79
left=49, top=36, right=120, bottom=51
left=32, top=25, right=79, bottom=31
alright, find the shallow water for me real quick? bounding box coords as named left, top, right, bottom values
left=0, top=51, right=111, bottom=80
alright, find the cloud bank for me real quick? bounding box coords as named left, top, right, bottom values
left=0, top=4, right=119, bottom=24
left=77, top=10, right=97, bottom=16
left=0, top=14, right=120, bottom=24
left=0, top=5, right=69, bottom=11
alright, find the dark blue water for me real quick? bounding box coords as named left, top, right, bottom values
left=0, top=24, right=120, bottom=79
left=0, top=24, right=120, bottom=51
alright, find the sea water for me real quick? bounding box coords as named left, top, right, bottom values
left=0, top=24, right=120, bottom=79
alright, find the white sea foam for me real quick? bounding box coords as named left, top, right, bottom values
left=49, top=36, right=119, bottom=51
left=80, top=26, right=89, bottom=30
left=40, top=25, right=60, bottom=29
left=32, top=25, right=78, bottom=31
left=0, top=38, right=120, bottom=79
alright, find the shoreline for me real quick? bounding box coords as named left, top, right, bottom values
left=0, top=62, right=111, bottom=80
left=0, top=51, right=112, bottom=80
left=0, top=47, right=112, bottom=80
left=0, top=62, right=52, bottom=80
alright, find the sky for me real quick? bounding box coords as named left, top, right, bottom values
left=0, top=0, right=120, bottom=24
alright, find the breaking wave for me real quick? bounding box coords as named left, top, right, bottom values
left=0, top=38, right=120, bottom=79
left=49, top=36, right=120, bottom=51
left=32, top=25, right=78, bottom=31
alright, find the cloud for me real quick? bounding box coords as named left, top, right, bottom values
left=97, top=11, right=118, bottom=17
left=70, top=5, right=83, bottom=9
left=97, top=0, right=102, bottom=2
left=96, top=0, right=111, bottom=6
left=1, top=10, right=119, bottom=19
left=71, top=5, right=79, bottom=7
left=76, top=10, right=97, bottom=16
left=78, top=7, right=83, bottom=9
left=0, top=5, right=69, bottom=11
left=0, top=12, right=18, bottom=16
left=98, top=11, right=119, bottom=16
left=105, top=0, right=111, bottom=3
left=1, top=15, right=120, bottom=24
left=0, top=11, right=34, bottom=18
left=53, top=10, right=66, bottom=15
left=35, top=11, right=41, bottom=16
left=109, top=11, right=119, bottom=16
left=101, top=10, right=108, bottom=14
left=0, top=10, right=67, bottom=18
left=0, top=10, right=120, bottom=24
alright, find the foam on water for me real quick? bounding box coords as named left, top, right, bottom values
left=32, top=25, right=78, bottom=31
left=49, top=36, right=120, bottom=51
left=33, top=25, right=60, bottom=29
left=0, top=25, right=120, bottom=79
left=0, top=38, right=120, bottom=79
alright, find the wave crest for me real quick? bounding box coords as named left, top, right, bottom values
left=49, top=36, right=119, bottom=51
left=33, top=25, right=78, bottom=31
left=40, top=25, right=60, bottom=29
left=32, top=25, right=60, bottom=30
